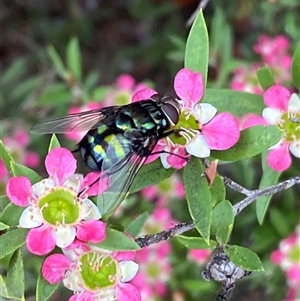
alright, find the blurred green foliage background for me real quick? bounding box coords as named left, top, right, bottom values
left=1, top=0, right=299, bottom=300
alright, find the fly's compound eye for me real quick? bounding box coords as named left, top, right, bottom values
left=162, top=102, right=180, bottom=125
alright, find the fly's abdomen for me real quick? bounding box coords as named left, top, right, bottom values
left=79, top=126, right=131, bottom=171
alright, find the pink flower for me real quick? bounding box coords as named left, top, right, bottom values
left=262, top=85, right=300, bottom=171
left=6, top=147, right=107, bottom=255
left=188, top=249, right=211, bottom=264
left=42, top=240, right=140, bottom=301
left=131, top=208, right=175, bottom=299
left=271, top=223, right=300, bottom=300
left=133, top=68, right=240, bottom=169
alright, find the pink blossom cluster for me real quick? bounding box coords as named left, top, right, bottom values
left=271, top=224, right=300, bottom=301
left=231, top=35, right=292, bottom=94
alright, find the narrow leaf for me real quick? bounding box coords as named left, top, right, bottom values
left=202, top=89, right=264, bottom=115
left=0, top=228, right=28, bottom=259
left=176, top=235, right=216, bottom=249
left=48, top=134, right=61, bottom=152
left=183, top=156, right=212, bottom=242
left=125, top=212, right=149, bottom=238
left=210, top=174, right=225, bottom=206
left=291, top=43, right=300, bottom=90
left=36, top=273, right=59, bottom=301
left=3, top=249, right=25, bottom=300
left=211, top=125, right=282, bottom=161
left=96, top=228, right=140, bottom=251
left=0, top=203, right=24, bottom=228
left=130, top=159, right=175, bottom=194
left=257, top=66, right=276, bottom=91
left=66, top=38, right=82, bottom=80
left=185, top=10, right=209, bottom=84
left=0, top=222, right=9, bottom=230
left=256, top=151, right=281, bottom=224
left=225, top=245, right=264, bottom=271
left=211, top=200, right=234, bottom=245
left=47, top=45, right=66, bottom=79
left=11, top=161, right=42, bottom=183
left=0, top=139, right=15, bottom=174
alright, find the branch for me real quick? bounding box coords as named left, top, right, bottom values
left=135, top=175, right=300, bottom=248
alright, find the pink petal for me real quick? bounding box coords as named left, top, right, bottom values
left=116, top=74, right=135, bottom=90
left=202, top=113, right=240, bottom=150
left=267, top=144, right=291, bottom=171
left=82, top=172, right=109, bottom=196
left=42, top=254, right=71, bottom=284
left=26, top=225, right=56, bottom=255
left=286, top=266, right=300, bottom=282
left=270, top=250, right=284, bottom=264
left=240, top=113, right=269, bottom=130
left=76, top=220, right=106, bottom=243
left=113, top=251, right=136, bottom=262
left=25, top=152, right=40, bottom=168
left=263, top=85, right=290, bottom=110
left=6, top=176, right=32, bottom=207
left=174, top=68, right=204, bottom=105
left=116, top=282, right=141, bottom=301
left=132, top=88, right=158, bottom=102
left=45, top=148, right=77, bottom=185
left=166, top=146, right=187, bottom=169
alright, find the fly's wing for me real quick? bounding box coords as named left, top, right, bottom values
left=31, top=106, right=122, bottom=134
left=96, top=135, right=157, bottom=216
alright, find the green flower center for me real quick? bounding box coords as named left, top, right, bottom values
left=169, top=110, right=199, bottom=145
left=278, top=112, right=300, bottom=142
left=38, top=188, right=80, bottom=225
left=146, top=262, right=161, bottom=278
left=80, top=252, right=118, bottom=290
left=288, top=245, right=300, bottom=263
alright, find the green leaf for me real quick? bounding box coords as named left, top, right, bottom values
left=91, top=86, right=112, bottom=101
left=211, top=125, right=282, bottom=161
left=47, top=45, right=66, bottom=79
left=0, top=139, right=15, bottom=174
left=130, top=159, right=175, bottom=194
left=0, top=228, right=28, bottom=259
left=225, top=245, right=264, bottom=271
left=291, top=43, right=300, bottom=90
left=0, top=195, right=10, bottom=211
left=96, top=228, right=140, bottom=251
left=270, top=207, right=291, bottom=237
left=257, top=66, right=276, bottom=91
left=184, top=10, right=209, bottom=84
left=1, top=57, right=27, bottom=86
left=37, top=83, right=72, bottom=105
left=48, top=134, right=61, bottom=151
left=211, top=200, right=234, bottom=245
left=0, top=221, right=9, bottom=230
left=125, top=212, right=149, bottom=238
left=256, top=151, right=281, bottom=224
left=36, top=273, right=59, bottom=301
left=183, top=156, right=212, bottom=242
left=202, top=89, right=264, bottom=115
left=176, top=235, right=216, bottom=249
left=0, top=203, right=24, bottom=228
left=66, top=38, right=82, bottom=81
left=0, top=249, right=25, bottom=300
left=210, top=174, right=225, bottom=207
left=11, top=162, right=42, bottom=183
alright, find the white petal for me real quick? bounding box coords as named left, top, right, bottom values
left=262, top=108, right=282, bottom=124
left=81, top=199, right=102, bottom=220
left=198, top=103, right=217, bottom=124
left=119, top=260, right=139, bottom=283
left=32, top=179, right=55, bottom=197
left=19, top=206, right=43, bottom=228
left=186, top=135, right=211, bottom=157
left=53, top=225, right=76, bottom=248
left=63, top=174, right=83, bottom=194
left=288, top=93, right=300, bottom=113
left=63, top=269, right=83, bottom=291
left=289, top=141, right=300, bottom=158
left=269, top=139, right=284, bottom=150
left=160, top=146, right=171, bottom=169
